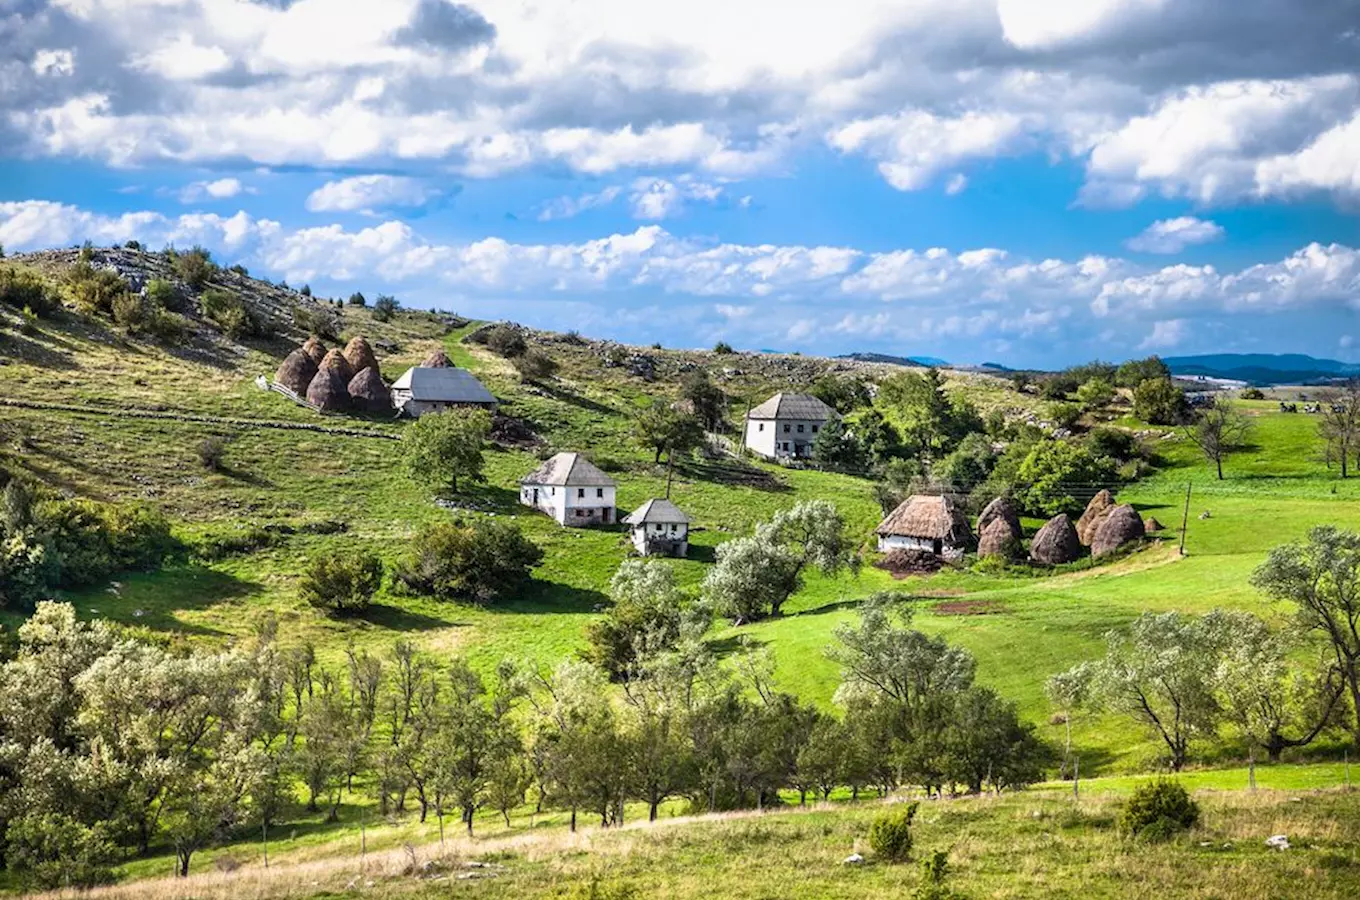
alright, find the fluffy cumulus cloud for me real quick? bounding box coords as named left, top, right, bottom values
left=305, top=175, right=438, bottom=213
left=1125, top=216, right=1225, bottom=254
left=0, top=0, right=1355, bottom=206
left=177, top=177, right=246, bottom=203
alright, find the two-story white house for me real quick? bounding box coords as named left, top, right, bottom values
left=743, top=392, right=837, bottom=460
left=519, top=452, right=617, bottom=527
left=624, top=498, right=691, bottom=557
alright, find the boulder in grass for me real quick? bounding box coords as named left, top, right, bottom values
left=1144, top=517, right=1165, bottom=533
left=1091, top=504, right=1145, bottom=558
left=301, top=336, right=327, bottom=365
left=423, top=348, right=453, bottom=368
left=343, top=336, right=380, bottom=376
left=1077, top=489, right=1116, bottom=546
left=978, top=517, right=1022, bottom=560
left=347, top=367, right=391, bottom=413
left=306, top=367, right=349, bottom=411
left=977, top=496, right=1022, bottom=540
left=1030, top=514, right=1081, bottom=565
left=274, top=348, right=317, bottom=395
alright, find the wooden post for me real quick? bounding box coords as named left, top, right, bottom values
left=741, top=396, right=754, bottom=458
left=1248, top=749, right=1256, bottom=791
left=1346, top=751, right=1352, bottom=789
left=665, top=451, right=675, bottom=500
left=360, top=808, right=367, bottom=870
left=262, top=820, right=269, bottom=869
left=1073, top=757, right=1080, bottom=800
left=1178, top=482, right=1192, bottom=556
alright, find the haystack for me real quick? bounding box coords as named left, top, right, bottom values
left=347, top=367, right=390, bottom=412
left=302, top=336, right=327, bottom=365
left=422, top=348, right=453, bottom=368
left=274, top=348, right=318, bottom=396
left=978, top=517, right=1022, bottom=560
left=1077, top=489, right=1115, bottom=546
left=343, top=336, right=380, bottom=376
left=1092, top=504, right=1145, bottom=558
left=977, top=496, right=1022, bottom=540
left=1144, top=517, right=1165, bottom=533
left=318, top=348, right=354, bottom=384
left=306, top=367, right=349, bottom=411
left=1030, top=514, right=1081, bottom=565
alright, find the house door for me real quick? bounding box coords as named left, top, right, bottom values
left=601, top=508, right=610, bottom=524
left=532, top=488, right=539, bottom=504
left=932, top=539, right=943, bottom=556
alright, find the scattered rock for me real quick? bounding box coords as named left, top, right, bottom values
left=842, top=853, right=865, bottom=865
left=1265, top=835, right=1290, bottom=851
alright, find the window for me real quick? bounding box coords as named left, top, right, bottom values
left=578, top=488, right=585, bottom=498
left=811, top=424, right=819, bottom=433
left=670, top=524, right=678, bottom=533
left=596, top=488, right=604, bottom=498
left=575, top=509, right=585, bottom=517
left=797, top=424, right=804, bottom=433
left=758, top=423, right=764, bottom=432
left=783, top=423, right=791, bottom=433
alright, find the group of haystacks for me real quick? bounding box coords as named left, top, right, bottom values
left=975, top=490, right=1158, bottom=566
left=275, top=335, right=390, bottom=413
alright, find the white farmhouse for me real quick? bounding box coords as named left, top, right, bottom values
left=624, top=499, right=692, bottom=557
left=520, top=452, right=617, bottom=527
left=744, top=392, right=836, bottom=460
left=875, top=494, right=973, bottom=561
left=391, top=366, right=497, bottom=418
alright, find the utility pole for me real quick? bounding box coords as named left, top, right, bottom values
left=665, top=451, right=675, bottom=499
left=1178, top=482, right=1192, bottom=556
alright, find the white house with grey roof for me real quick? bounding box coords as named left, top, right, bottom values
left=744, top=392, right=837, bottom=460
left=624, top=498, right=692, bottom=557
left=391, top=366, right=497, bottom=418
left=520, top=452, right=617, bottom=526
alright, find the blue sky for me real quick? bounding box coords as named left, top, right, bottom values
left=2, top=1, right=1358, bottom=368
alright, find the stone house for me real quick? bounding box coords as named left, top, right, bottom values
left=520, top=452, right=617, bottom=526
left=743, top=392, right=836, bottom=460
left=624, top=498, right=691, bottom=557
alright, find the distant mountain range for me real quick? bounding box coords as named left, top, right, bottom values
left=1164, top=353, right=1360, bottom=385
left=838, top=352, right=950, bottom=368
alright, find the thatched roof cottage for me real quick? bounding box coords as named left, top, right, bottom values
left=520, top=452, right=616, bottom=527
left=625, top=498, right=692, bottom=557
left=875, top=494, right=972, bottom=561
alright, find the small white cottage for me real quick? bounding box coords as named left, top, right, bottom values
left=390, top=366, right=497, bottom=418
left=520, top=452, right=617, bottom=527
left=875, top=494, right=973, bottom=561
left=744, top=392, right=836, bottom=460
left=624, top=498, right=692, bottom=557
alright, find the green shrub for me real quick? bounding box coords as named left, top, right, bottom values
left=485, top=323, right=527, bottom=358
left=713, top=340, right=734, bottom=354
left=67, top=262, right=127, bottom=315
left=145, top=277, right=183, bottom=312
left=193, top=525, right=279, bottom=561
left=1120, top=780, right=1199, bottom=840
left=394, top=518, right=543, bottom=603
left=1240, top=387, right=1265, bottom=400
left=0, top=266, right=57, bottom=316
left=30, top=499, right=175, bottom=589
left=146, top=308, right=190, bottom=343
left=110, top=291, right=151, bottom=333
left=372, top=294, right=399, bottom=322
left=197, top=436, right=228, bottom=471
left=512, top=348, right=558, bottom=382
left=199, top=288, right=256, bottom=338
left=172, top=245, right=217, bottom=289
left=293, top=303, right=340, bottom=340
left=298, top=551, right=384, bottom=616
left=868, top=802, right=918, bottom=862
left=1133, top=378, right=1188, bottom=426
left=347, top=291, right=367, bottom=307
left=6, top=812, right=117, bottom=890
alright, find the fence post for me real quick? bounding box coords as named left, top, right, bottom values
left=1178, top=482, right=1192, bottom=556
left=1248, top=749, right=1256, bottom=791
left=1073, top=757, right=1080, bottom=801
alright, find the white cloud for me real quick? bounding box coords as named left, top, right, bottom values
left=305, top=175, right=436, bottom=213
left=31, top=49, right=74, bottom=77
left=537, top=186, right=622, bottom=221
left=944, top=174, right=968, bottom=195
left=629, top=176, right=724, bottom=219
left=130, top=33, right=232, bottom=80
left=828, top=110, right=1031, bottom=191
left=1139, top=318, right=1188, bottom=349
left=177, top=177, right=246, bottom=203
left=1125, top=216, right=1225, bottom=254
left=996, top=0, right=1168, bottom=50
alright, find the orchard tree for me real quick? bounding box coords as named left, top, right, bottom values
left=298, top=551, right=384, bottom=616
left=1318, top=380, right=1360, bottom=477
left=679, top=371, right=727, bottom=431
left=1186, top=396, right=1253, bottom=480
left=632, top=404, right=704, bottom=464
left=403, top=408, right=490, bottom=494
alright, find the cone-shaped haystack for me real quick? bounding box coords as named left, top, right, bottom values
left=318, top=348, right=354, bottom=384
left=422, top=347, right=453, bottom=368
left=306, top=367, right=349, bottom=411
left=978, top=517, right=1022, bottom=560
left=343, top=336, right=379, bottom=376
left=302, top=336, right=327, bottom=365
left=1077, top=489, right=1116, bottom=546
left=1092, top=504, right=1146, bottom=558
left=1030, top=514, right=1081, bottom=565
left=347, top=367, right=390, bottom=412
left=977, top=496, right=1022, bottom=540
left=275, top=348, right=318, bottom=396
left=1144, top=517, right=1165, bottom=533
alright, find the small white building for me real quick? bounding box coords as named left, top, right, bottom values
left=744, top=392, right=836, bottom=460
left=391, top=366, right=497, bottom=418
left=875, top=494, right=973, bottom=561
left=520, top=452, right=617, bottom=527
left=624, top=498, right=692, bottom=557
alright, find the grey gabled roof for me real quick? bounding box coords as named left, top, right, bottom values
left=624, top=498, right=691, bottom=525
left=521, top=452, right=615, bottom=487
left=747, top=392, right=836, bottom=421
left=391, top=366, right=496, bottom=404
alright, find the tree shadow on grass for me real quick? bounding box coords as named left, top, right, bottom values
left=789, top=598, right=863, bottom=619
left=357, top=603, right=465, bottom=632
left=707, top=633, right=768, bottom=661
left=677, top=457, right=792, bottom=493
left=72, top=564, right=262, bottom=637
left=219, top=464, right=274, bottom=488
left=687, top=543, right=718, bottom=564
left=503, top=582, right=609, bottom=615
left=0, top=331, right=79, bottom=369
left=532, top=382, right=618, bottom=416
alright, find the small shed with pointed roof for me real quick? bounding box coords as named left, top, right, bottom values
left=744, top=392, right=837, bottom=460
left=624, top=499, right=692, bottom=557
left=875, top=494, right=973, bottom=561
left=391, top=366, right=497, bottom=418
left=520, top=452, right=617, bottom=527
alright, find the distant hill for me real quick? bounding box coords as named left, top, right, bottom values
left=838, top=352, right=943, bottom=368
left=1164, top=353, right=1360, bottom=385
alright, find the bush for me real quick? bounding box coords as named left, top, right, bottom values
left=111, top=291, right=151, bottom=333
left=34, top=499, right=175, bottom=589
left=1240, top=387, right=1265, bottom=400
left=512, top=348, right=558, bottom=382
left=372, top=294, right=399, bottom=322
left=485, top=323, right=528, bottom=358
left=1120, top=780, right=1199, bottom=840
left=193, top=525, right=279, bottom=561
left=1133, top=377, right=1188, bottom=426
left=68, top=263, right=128, bottom=316
left=293, top=304, right=340, bottom=340
left=197, top=436, right=228, bottom=471
left=172, top=245, right=217, bottom=289
left=868, top=802, right=918, bottom=862
left=1015, top=439, right=1117, bottom=516
left=394, top=518, right=543, bottom=603
left=124, top=240, right=142, bottom=251
left=347, top=291, right=367, bottom=307
left=0, top=266, right=57, bottom=316
left=1049, top=401, right=1083, bottom=430
left=713, top=340, right=734, bottom=354
left=146, top=309, right=190, bottom=343
left=199, top=288, right=256, bottom=338
left=144, top=277, right=183, bottom=312
left=1085, top=426, right=1139, bottom=463
left=298, top=551, right=384, bottom=616
left=6, top=813, right=117, bottom=890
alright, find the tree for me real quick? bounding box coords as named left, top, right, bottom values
left=1045, top=664, right=1092, bottom=778
left=372, top=294, right=400, bottom=322
left=433, top=659, right=520, bottom=836
left=171, top=245, right=216, bottom=290
left=1065, top=612, right=1226, bottom=770
left=878, top=369, right=981, bottom=458
left=1075, top=378, right=1115, bottom=412
left=679, top=371, right=727, bottom=431
left=585, top=560, right=698, bottom=681
left=298, top=551, right=384, bottom=616
left=530, top=662, right=625, bottom=830
left=347, top=291, right=367, bottom=307
left=713, top=340, right=734, bottom=354
left=485, top=323, right=527, bottom=358
left=1318, top=380, right=1360, bottom=477
left=795, top=713, right=848, bottom=802
left=940, top=687, right=1048, bottom=793
left=811, top=417, right=866, bottom=471
left=632, top=404, right=704, bottom=464
left=1115, top=355, right=1170, bottom=388
left=1133, top=377, right=1187, bottom=425
left=933, top=432, right=995, bottom=490
left=1252, top=526, right=1360, bottom=748
left=1014, top=439, right=1117, bottom=517
left=1186, top=396, right=1252, bottom=480
left=809, top=375, right=872, bottom=414
left=395, top=518, right=543, bottom=603
left=847, top=407, right=905, bottom=467
left=512, top=348, right=558, bottom=382
left=403, top=408, right=490, bottom=494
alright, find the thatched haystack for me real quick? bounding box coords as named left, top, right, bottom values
left=1077, top=489, right=1115, bottom=546
left=302, top=336, right=327, bottom=365
left=978, top=518, right=1022, bottom=560
left=275, top=349, right=317, bottom=396
left=422, top=348, right=453, bottom=368
left=1092, top=504, right=1146, bottom=558
left=343, top=336, right=380, bottom=376
left=347, top=368, right=390, bottom=412
left=1030, top=514, right=1081, bottom=565
left=977, top=497, right=1022, bottom=540
left=1144, top=517, right=1165, bottom=533
left=306, top=367, right=349, bottom=411
left=318, top=348, right=354, bottom=384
